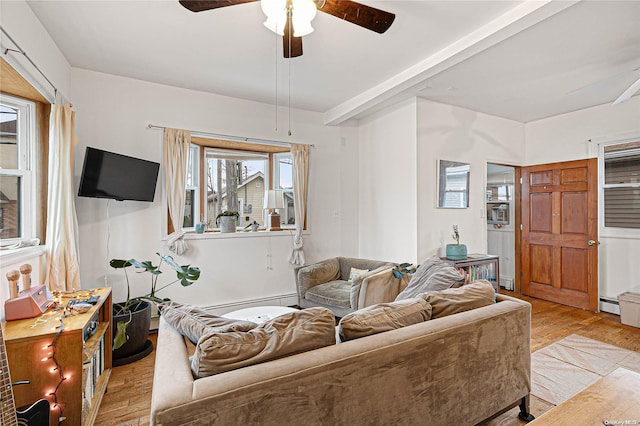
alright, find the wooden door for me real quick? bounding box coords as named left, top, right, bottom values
left=521, top=159, right=598, bottom=311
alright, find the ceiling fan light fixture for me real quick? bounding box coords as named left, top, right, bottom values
left=261, top=0, right=316, bottom=37
left=291, top=0, right=317, bottom=36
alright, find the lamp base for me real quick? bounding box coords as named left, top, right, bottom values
left=268, top=212, right=281, bottom=231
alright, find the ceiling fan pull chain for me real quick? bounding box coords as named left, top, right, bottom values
left=275, top=23, right=278, bottom=132
left=288, top=13, right=292, bottom=136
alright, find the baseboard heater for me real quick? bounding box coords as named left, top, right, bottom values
left=599, top=296, right=619, bottom=305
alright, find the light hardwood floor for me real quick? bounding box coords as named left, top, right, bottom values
left=95, top=291, right=640, bottom=425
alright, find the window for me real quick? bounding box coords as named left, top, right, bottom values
left=273, top=152, right=295, bottom=225
left=602, top=142, right=640, bottom=229
left=203, top=148, right=268, bottom=230
left=0, top=94, right=36, bottom=245
left=174, top=137, right=302, bottom=233
left=183, top=144, right=199, bottom=228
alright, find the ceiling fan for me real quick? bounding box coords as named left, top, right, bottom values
left=178, top=0, right=395, bottom=58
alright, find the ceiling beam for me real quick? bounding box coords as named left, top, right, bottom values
left=323, top=0, right=581, bottom=126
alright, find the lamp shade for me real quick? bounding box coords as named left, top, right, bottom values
left=264, top=189, right=285, bottom=210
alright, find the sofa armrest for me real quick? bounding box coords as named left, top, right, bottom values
left=295, top=258, right=341, bottom=304
left=349, top=264, right=396, bottom=309
left=150, top=317, right=195, bottom=426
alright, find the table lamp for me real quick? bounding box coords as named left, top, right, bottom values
left=264, top=189, right=285, bottom=231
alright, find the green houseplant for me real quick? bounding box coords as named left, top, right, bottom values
left=216, top=210, right=239, bottom=233
left=109, top=253, right=200, bottom=364
left=446, top=225, right=468, bottom=260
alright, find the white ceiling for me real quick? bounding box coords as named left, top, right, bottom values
left=26, top=0, right=640, bottom=124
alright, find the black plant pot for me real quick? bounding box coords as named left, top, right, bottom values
left=112, top=300, right=153, bottom=366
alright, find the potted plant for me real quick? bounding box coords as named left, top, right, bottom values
left=446, top=225, right=468, bottom=260
left=216, top=210, right=239, bottom=233
left=109, top=253, right=200, bottom=365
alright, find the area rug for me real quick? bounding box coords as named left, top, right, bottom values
left=531, top=334, right=640, bottom=405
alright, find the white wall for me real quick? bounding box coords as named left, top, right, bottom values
left=525, top=97, right=640, bottom=311
left=0, top=0, right=71, bottom=100
left=69, top=68, right=358, bottom=308
left=356, top=98, right=525, bottom=265
left=357, top=99, right=418, bottom=263
left=416, top=99, right=525, bottom=262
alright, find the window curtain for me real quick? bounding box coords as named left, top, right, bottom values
left=45, top=104, right=80, bottom=291
left=164, top=128, right=191, bottom=255
left=289, top=143, right=309, bottom=265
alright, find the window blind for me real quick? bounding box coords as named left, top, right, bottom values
left=603, top=143, right=640, bottom=228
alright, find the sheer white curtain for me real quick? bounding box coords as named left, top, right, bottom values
left=46, top=104, right=81, bottom=291
left=289, top=143, right=309, bottom=265
left=164, top=128, right=191, bottom=255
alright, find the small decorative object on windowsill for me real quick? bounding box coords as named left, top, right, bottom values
left=243, top=221, right=260, bottom=232
left=216, top=211, right=239, bottom=233
left=264, top=189, right=285, bottom=231
left=446, top=225, right=468, bottom=260
left=195, top=217, right=211, bottom=234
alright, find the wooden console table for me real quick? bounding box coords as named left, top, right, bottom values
left=2, top=287, right=112, bottom=426
left=531, top=368, right=640, bottom=425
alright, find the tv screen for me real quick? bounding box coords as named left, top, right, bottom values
left=78, top=147, right=160, bottom=202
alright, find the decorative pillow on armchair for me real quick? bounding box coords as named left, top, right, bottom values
left=158, top=301, right=258, bottom=345
left=394, top=256, right=465, bottom=301
left=191, top=307, right=336, bottom=378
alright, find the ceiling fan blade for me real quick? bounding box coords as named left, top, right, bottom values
left=179, top=0, right=258, bottom=13
left=283, top=14, right=303, bottom=58
left=317, top=0, right=395, bottom=34
left=613, top=76, right=640, bottom=105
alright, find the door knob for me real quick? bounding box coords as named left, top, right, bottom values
left=588, top=240, right=600, bottom=246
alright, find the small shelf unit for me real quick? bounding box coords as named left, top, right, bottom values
left=441, top=254, right=500, bottom=293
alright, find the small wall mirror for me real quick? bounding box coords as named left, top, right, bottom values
left=437, top=160, right=470, bottom=208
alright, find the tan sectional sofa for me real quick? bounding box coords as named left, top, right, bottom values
left=150, top=294, right=533, bottom=425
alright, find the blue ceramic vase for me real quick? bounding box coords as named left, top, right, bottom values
left=446, top=244, right=467, bottom=260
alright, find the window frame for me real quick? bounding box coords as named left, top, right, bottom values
left=166, top=135, right=306, bottom=236
left=598, top=137, right=640, bottom=238
left=0, top=94, right=37, bottom=246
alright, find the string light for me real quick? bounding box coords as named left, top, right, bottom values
left=40, top=305, right=71, bottom=422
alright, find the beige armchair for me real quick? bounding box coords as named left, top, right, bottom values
left=294, top=257, right=397, bottom=317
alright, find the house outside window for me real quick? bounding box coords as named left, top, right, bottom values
left=0, top=94, right=36, bottom=245
left=204, top=148, right=268, bottom=230
left=601, top=141, right=640, bottom=230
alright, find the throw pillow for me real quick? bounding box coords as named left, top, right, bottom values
left=338, top=298, right=432, bottom=342
left=191, top=307, right=336, bottom=378
left=394, top=256, right=465, bottom=301
left=158, top=301, right=258, bottom=345
left=420, top=280, right=496, bottom=318
left=349, top=267, right=369, bottom=281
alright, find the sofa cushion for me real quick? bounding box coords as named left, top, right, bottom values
left=305, top=281, right=351, bottom=308
left=420, top=280, right=496, bottom=318
left=338, top=298, right=432, bottom=342
left=158, top=301, right=257, bottom=345
left=191, top=307, right=336, bottom=378
left=395, top=256, right=465, bottom=301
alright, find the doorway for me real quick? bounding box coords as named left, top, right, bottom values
left=486, top=163, right=517, bottom=291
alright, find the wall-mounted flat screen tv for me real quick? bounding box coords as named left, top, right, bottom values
left=78, top=147, right=160, bottom=202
